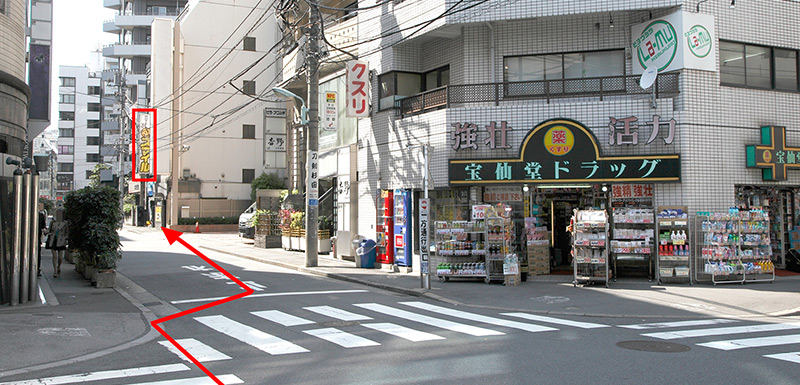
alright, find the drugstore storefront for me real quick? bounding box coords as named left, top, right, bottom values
left=434, top=118, right=682, bottom=278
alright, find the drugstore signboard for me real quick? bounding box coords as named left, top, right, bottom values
left=631, top=10, right=716, bottom=74
left=746, top=126, right=800, bottom=181
left=449, top=118, right=681, bottom=185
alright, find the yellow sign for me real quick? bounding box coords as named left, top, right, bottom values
left=543, top=125, right=575, bottom=156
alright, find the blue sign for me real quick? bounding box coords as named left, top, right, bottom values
left=309, top=199, right=318, bottom=206
left=146, top=182, right=155, bottom=197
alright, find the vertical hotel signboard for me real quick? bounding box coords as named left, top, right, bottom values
left=132, top=108, right=156, bottom=182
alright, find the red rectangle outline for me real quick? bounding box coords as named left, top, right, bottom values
left=132, top=108, right=157, bottom=182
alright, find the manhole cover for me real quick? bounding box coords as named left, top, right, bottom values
left=318, top=320, right=360, bottom=327
left=617, top=340, right=690, bottom=353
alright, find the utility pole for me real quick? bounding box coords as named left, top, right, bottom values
left=305, top=3, right=320, bottom=267
left=118, top=68, right=127, bottom=223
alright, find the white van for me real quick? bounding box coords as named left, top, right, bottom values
left=238, top=202, right=257, bottom=239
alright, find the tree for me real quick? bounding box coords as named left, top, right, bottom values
left=88, top=164, right=112, bottom=187
left=250, top=172, right=286, bottom=201
left=64, top=186, right=123, bottom=269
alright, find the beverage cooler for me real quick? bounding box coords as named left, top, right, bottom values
left=394, top=189, right=412, bottom=267
left=376, top=190, right=394, bottom=265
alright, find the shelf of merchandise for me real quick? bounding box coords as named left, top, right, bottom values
left=610, top=207, right=655, bottom=281
left=572, top=209, right=609, bottom=287
left=655, top=206, right=692, bottom=285
left=485, top=214, right=513, bottom=284
left=695, top=209, right=775, bottom=286
left=433, top=220, right=487, bottom=282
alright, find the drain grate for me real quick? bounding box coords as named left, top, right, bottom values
left=142, top=301, right=162, bottom=307
left=617, top=340, right=690, bottom=353
left=318, top=320, right=360, bottom=328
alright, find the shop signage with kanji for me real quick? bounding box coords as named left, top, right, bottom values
left=746, top=126, right=800, bottom=181
left=132, top=108, right=156, bottom=182
left=611, top=184, right=654, bottom=200
left=346, top=60, right=369, bottom=117
left=419, top=198, right=429, bottom=274
left=449, top=118, right=681, bottom=185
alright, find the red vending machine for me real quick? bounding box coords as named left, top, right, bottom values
left=376, top=190, right=394, bottom=265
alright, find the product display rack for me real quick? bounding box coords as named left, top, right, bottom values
left=433, top=220, right=487, bottom=282
left=695, top=209, right=775, bottom=286
left=655, top=206, right=692, bottom=284
left=572, top=209, right=609, bottom=287
left=610, top=207, right=655, bottom=281
left=485, top=212, right=513, bottom=284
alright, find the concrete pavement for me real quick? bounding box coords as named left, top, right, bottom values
left=1, top=225, right=798, bottom=378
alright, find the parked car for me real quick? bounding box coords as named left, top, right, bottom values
left=238, top=202, right=257, bottom=239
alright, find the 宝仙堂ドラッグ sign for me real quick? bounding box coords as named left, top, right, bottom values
left=449, top=119, right=680, bottom=185
left=746, top=126, right=800, bottom=181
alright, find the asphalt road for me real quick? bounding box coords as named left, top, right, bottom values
left=3, top=231, right=799, bottom=384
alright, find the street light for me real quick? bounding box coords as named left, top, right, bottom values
left=272, top=87, right=308, bottom=125
left=272, top=86, right=317, bottom=268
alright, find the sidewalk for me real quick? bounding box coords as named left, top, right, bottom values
left=165, top=228, right=800, bottom=320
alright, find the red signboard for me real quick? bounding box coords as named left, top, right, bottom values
left=611, top=184, right=653, bottom=200
left=346, top=60, right=369, bottom=117
left=132, top=108, right=157, bottom=182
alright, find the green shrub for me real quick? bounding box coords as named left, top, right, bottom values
left=64, top=186, right=123, bottom=270
left=177, top=217, right=239, bottom=225
left=251, top=172, right=286, bottom=201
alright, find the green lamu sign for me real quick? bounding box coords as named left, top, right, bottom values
left=449, top=119, right=681, bottom=185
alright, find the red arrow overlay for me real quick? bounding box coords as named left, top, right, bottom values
left=153, top=227, right=254, bottom=385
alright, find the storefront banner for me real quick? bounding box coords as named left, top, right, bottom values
left=631, top=10, right=716, bottom=75
left=346, top=60, right=369, bottom=117
left=483, top=186, right=523, bottom=202
left=746, top=126, right=800, bottom=181
left=472, top=204, right=491, bottom=220
left=449, top=119, right=681, bottom=185
left=132, top=108, right=156, bottom=182
left=611, top=184, right=654, bottom=200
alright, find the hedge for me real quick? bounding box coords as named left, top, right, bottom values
left=178, top=217, right=239, bottom=225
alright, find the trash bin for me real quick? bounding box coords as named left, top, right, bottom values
left=356, top=239, right=376, bottom=268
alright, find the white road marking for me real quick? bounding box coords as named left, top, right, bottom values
left=354, top=303, right=504, bottom=336
left=304, top=328, right=380, bottom=348
left=195, top=315, right=309, bottom=355
left=400, top=302, right=557, bottom=333
left=252, top=310, right=315, bottom=326
left=158, top=338, right=231, bottom=362
left=130, top=374, right=243, bottom=385
left=698, top=334, right=800, bottom=351
left=619, top=319, right=738, bottom=330
left=362, top=323, right=445, bottom=342
left=37, top=328, right=90, bottom=337
left=642, top=323, right=800, bottom=340
left=500, top=313, right=608, bottom=329
left=170, top=289, right=369, bottom=304
left=764, top=352, right=800, bottom=364
left=0, top=364, right=190, bottom=385
left=304, top=305, right=373, bottom=321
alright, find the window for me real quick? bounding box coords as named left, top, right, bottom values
left=243, top=80, right=256, bottom=95
left=378, top=71, right=422, bottom=110
left=86, top=170, right=93, bottom=180
left=242, top=169, right=255, bottom=184
left=242, top=124, right=256, bottom=139
left=60, top=77, right=76, bottom=87
left=87, top=154, right=102, bottom=163
left=243, top=36, right=256, bottom=51
left=0, top=0, right=5, bottom=14
left=503, top=50, right=624, bottom=83
left=59, top=111, right=74, bottom=121
left=58, top=163, right=74, bottom=172
left=87, top=120, right=101, bottom=129
left=59, top=128, right=74, bottom=138
left=423, top=66, right=450, bottom=91
left=88, top=103, right=101, bottom=112
left=720, top=41, right=799, bottom=91
left=59, top=94, right=75, bottom=104
left=87, top=137, right=100, bottom=146
left=57, top=181, right=73, bottom=191
left=88, top=86, right=102, bottom=95
left=58, top=145, right=74, bottom=155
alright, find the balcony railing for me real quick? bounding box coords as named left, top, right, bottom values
left=397, top=72, right=680, bottom=117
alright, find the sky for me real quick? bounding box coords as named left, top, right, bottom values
left=48, top=0, right=117, bottom=127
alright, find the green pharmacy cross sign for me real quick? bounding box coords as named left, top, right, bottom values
left=746, top=126, right=800, bottom=181
left=449, top=119, right=681, bottom=185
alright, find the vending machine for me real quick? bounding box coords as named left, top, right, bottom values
left=376, top=190, right=394, bottom=265
left=393, top=189, right=412, bottom=267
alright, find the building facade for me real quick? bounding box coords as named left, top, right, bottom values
left=321, top=0, right=800, bottom=275
left=56, top=66, right=104, bottom=197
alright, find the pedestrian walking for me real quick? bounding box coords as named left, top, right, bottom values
left=46, top=209, right=69, bottom=278
left=37, top=203, right=47, bottom=277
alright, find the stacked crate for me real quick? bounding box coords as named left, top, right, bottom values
left=525, top=216, right=551, bottom=275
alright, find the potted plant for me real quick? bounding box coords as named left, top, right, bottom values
left=64, top=186, right=123, bottom=288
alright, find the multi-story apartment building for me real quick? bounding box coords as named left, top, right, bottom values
left=278, top=1, right=800, bottom=276
left=32, top=129, right=58, bottom=201
left=150, top=0, right=285, bottom=225
left=56, top=66, right=104, bottom=198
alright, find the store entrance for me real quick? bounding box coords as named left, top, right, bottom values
left=552, top=200, right=577, bottom=272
